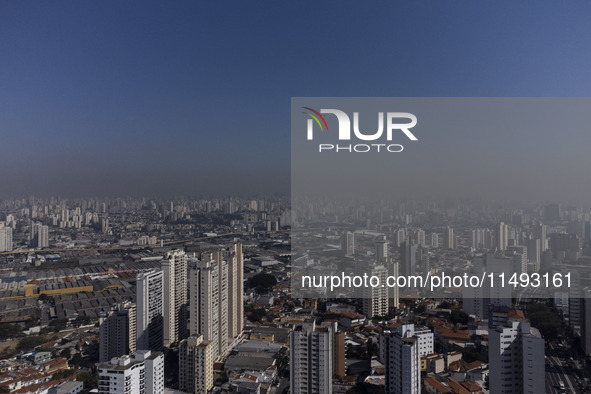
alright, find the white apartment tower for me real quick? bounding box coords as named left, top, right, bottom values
left=392, top=324, right=434, bottom=356
left=162, top=249, right=188, bottom=346
left=290, top=320, right=333, bottom=394
left=496, top=222, right=509, bottom=251
left=343, top=231, right=355, bottom=256
left=97, top=350, right=164, bottom=394
left=362, top=265, right=389, bottom=318
left=379, top=325, right=421, bottom=394
left=429, top=232, right=439, bottom=248
left=136, top=270, right=164, bottom=351
left=376, top=236, right=388, bottom=261
left=179, top=334, right=214, bottom=394
left=444, top=226, right=455, bottom=250
left=489, top=319, right=544, bottom=394
left=0, top=226, right=12, bottom=252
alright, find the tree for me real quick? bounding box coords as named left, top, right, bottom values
left=439, top=301, right=452, bottom=309
left=53, top=369, right=75, bottom=380
left=60, top=348, right=72, bottom=360
left=415, top=304, right=427, bottom=314
left=0, top=323, right=22, bottom=340
left=248, top=273, right=277, bottom=292
left=77, top=372, right=97, bottom=394
left=16, top=335, right=46, bottom=352
left=450, top=309, right=469, bottom=325
left=70, top=353, right=83, bottom=367
left=248, top=308, right=267, bottom=323
left=49, top=318, right=68, bottom=332
left=527, top=302, right=562, bottom=341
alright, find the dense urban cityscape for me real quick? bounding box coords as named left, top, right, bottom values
left=0, top=197, right=588, bottom=393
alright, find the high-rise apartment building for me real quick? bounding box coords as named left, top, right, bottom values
left=582, top=287, right=591, bottom=356
left=0, top=226, right=12, bottom=252
left=162, top=249, right=188, bottom=346
left=362, top=265, right=389, bottom=318
left=290, top=320, right=334, bottom=394
left=223, top=243, right=244, bottom=339
left=342, top=231, right=355, bottom=256
left=379, top=325, right=421, bottom=394
left=99, top=302, right=137, bottom=362
left=97, top=350, right=164, bottom=394
left=375, top=236, right=388, bottom=262
left=444, top=226, right=454, bottom=250
left=489, top=319, right=544, bottom=394
left=136, top=270, right=164, bottom=351
left=496, top=222, right=508, bottom=251
left=429, top=232, right=439, bottom=248
left=400, top=237, right=417, bottom=276
left=389, top=261, right=400, bottom=309
left=395, top=228, right=406, bottom=247
left=31, top=223, right=49, bottom=248
left=189, top=252, right=228, bottom=358
left=179, top=334, right=214, bottom=394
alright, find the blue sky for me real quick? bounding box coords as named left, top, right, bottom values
left=2, top=1, right=591, bottom=197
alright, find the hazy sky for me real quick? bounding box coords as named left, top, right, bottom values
left=2, top=1, right=591, bottom=198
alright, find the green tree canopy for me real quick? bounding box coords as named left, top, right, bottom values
left=248, top=273, right=277, bottom=292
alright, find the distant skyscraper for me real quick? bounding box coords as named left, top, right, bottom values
left=179, top=334, right=214, bottom=394
left=395, top=228, right=406, bottom=247
left=419, top=246, right=430, bottom=274
left=429, top=232, right=438, bottom=248
left=470, top=228, right=492, bottom=250
left=444, top=226, right=454, bottom=249
left=342, top=232, right=355, bottom=256
left=389, top=261, right=400, bottom=309
left=99, top=302, right=137, bottom=362
left=376, top=236, right=388, bottom=262
left=507, top=245, right=527, bottom=274
left=544, top=203, right=561, bottom=221
left=486, top=254, right=514, bottom=309
left=548, top=233, right=581, bottom=261
left=290, top=320, right=333, bottom=394
left=380, top=325, right=421, bottom=394
left=31, top=223, right=48, bottom=248
left=101, top=218, right=109, bottom=234
left=97, top=350, right=164, bottom=394
left=533, top=223, right=548, bottom=254
left=496, top=222, right=508, bottom=251
left=489, top=319, right=544, bottom=394
left=410, top=228, right=425, bottom=246
left=162, top=249, right=188, bottom=346
left=0, top=227, right=12, bottom=252
left=526, top=238, right=540, bottom=272
left=400, top=237, right=417, bottom=276
left=136, top=270, right=164, bottom=351
left=463, top=254, right=513, bottom=319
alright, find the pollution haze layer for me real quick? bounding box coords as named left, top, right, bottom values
left=2, top=1, right=591, bottom=198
